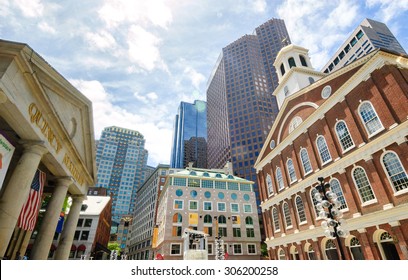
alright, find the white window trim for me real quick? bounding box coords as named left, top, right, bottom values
left=295, top=195, right=307, bottom=224
left=170, top=243, right=182, bottom=256
left=380, top=151, right=408, bottom=195
left=358, top=101, right=385, bottom=138
left=243, top=203, right=252, bottom=213
left=266, top=174, right=274, bottom=197
left=247, top=243, right=257, bottom=255
left=286, top=158, right=298, bottom=184
left=173, top=199, right=184, bottom=210
left=233, top=243, right=243, bottom=255
left=188, top=200, right=198, bottom=211
left=208, top=243, right=214, bottom=255
left=217, top=202, right=227, bottom=212
left=272, top=207, right=281, bottom=233
left=230, top=203, right=240, bottom=213
left=276, top=168, right=285, bottom=191
left=203, top=201, right=213, bottom=211
left=316, top=135, right=332, bottom=165
left=335, top=120, right=356, bottom=153
left=299, top=148, right=313, bottom=175
left=351, top=166, right=377, bottom=205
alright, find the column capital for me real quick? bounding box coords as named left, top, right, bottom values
left=71, top=194, right=87, bottom=203
left=20, top=140, right=48, bottom=156
left=55, top=177, right=73, bottom=187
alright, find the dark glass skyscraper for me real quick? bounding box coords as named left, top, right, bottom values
left=207, top=18, right=290, bottom=206
left=95, top=126, right=150, bottom=224
left=170, top=100, right=207, bottom=169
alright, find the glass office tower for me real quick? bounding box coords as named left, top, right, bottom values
left=207, top=18, right=290, bottom=206
left=95, top=126, right=150, bottom=224
left=170, top=100, right=207, bottom=169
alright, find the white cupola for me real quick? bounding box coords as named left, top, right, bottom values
left=273, top=44, right=325, bottom=109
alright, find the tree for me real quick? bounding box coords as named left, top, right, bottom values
left=108, top=242, right=121, bottom=254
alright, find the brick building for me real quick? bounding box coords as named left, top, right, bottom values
left=254, top=45, right=408, bottom=260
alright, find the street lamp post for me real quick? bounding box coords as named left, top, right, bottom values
left=314, top=177, right=349, bottom=260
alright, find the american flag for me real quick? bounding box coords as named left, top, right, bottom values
left=17, top=170, right=46, bottom=231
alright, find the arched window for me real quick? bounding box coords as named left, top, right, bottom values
left=359, top=101, right=383, bottom=136
left=295, top=196, right=307, bottom=223
left=218, top=215, right=226, bottom=224
left=300, top=148, right=312, bottom=175
left=280, top=63, right=285, bottom=76
left=172, top=213, right=182, bottom=223
left=349, top=237, right=365, bottom=260
left=352, top=167, right=376, bottom=203
left=299, top=55, right=308, bottom=66
left=325, top=240, right=339, bottom=260
left=382, top=152, right=408, bottom=192
left=286, top=159, right=297, bottom=183
left=310, top=188, right=320, bottom=218
left=245, top=216, right=253, bottom=225
left=289, top=116, right=302, bottom=133
left=316, top=135, right=332, bottom=164
left=203, top=214, right=212, bottom=224
left=329, top=178, right=348, bottom=210
left=378, top=231, right=400, bottom=260
left=288, top=57, right=296, bottom=68
left=266, top=174, right=274, bottom=196
left=272, top=207, right=280, bottom=232
left=335, top=121, right=354, bottom=151
left=283, top=202, right=292, bottom=228
left=305, top=244, right=316, bottom=260
left=278, top=248, right=286, bottom=260
left=276, top=168, right=285, bottom=190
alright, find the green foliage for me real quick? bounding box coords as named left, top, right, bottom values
left=108, top=242, right=121, bottom=253
left=261, top=243, right=269, bottom=259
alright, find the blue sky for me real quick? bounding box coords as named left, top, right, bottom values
left=1, top=0, right=407, bottom=167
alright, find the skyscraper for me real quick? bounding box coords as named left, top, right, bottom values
left=206, top=18, right=290, bottom=204
left=170, top=100, right=208, bottom=169
left=95, top=126, right=150, bottom=224
left=322, top=18, right=407, bottom=74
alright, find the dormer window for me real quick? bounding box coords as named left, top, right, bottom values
left=280, top=63, right=285, bottom=76
left=288, top=57, right=296, bottom=68
left=299, top=55, right=307, bottom=67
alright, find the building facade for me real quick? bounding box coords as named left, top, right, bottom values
left=170, top=100, right=207, bottom=169
left=95, top=126, right=150, bottom=224
left=0, top=39, right=95, bottom=260
left=155, top=165, right=262, bottom=260
left=255, top=45, right=408, bottom=260
left=206, top=18, right=290, bottom=206
left=322, top=18, right=407, bottom=74
left=128, top=164, right=170, bottom=260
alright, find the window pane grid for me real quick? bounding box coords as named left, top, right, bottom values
left=300, top=149, right=312, bottom=174
left=383, top=153, right=408, bottom=192
left=276, top=168, right=284, bottom=190
left=272, top=208, right=280, bottom=231
left=329, top=179, right=348, bottom=210
left=317, top=136, right=332, bottom=163
left=287, top=159, right=297, bottom=182
left=336, top=121, right=354, bottom=150
left=283, top=203, right=292, bottom=227
left=353, top=168, right=375, bottom=203
left=214, top=181, right=227, bottom=190
left=295, top=196, right=307, bottom=223
left=266, top=175, right=273, bottom=195
left=360, top=103, right=382, bottom=134
left=202, top=180, right=214, bottom=189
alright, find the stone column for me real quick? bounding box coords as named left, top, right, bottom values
left=30, top=177, right=72, bottom=260
left=0, top=142, right=48, bottom=258
left=54, top=195, right=86, bottom=260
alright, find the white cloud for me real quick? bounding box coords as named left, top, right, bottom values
left=366, top=0, right=408, bottom=22
left=71, top=79, right=172, bottom=166
left=14, top=0, right=44, bottom=18
left=98, top=0, right=172, bottom=29
left=85, top=30, right=117, bottom=51
left=38, top=21, right=56, bottom=35
left=183, top=66, right=206, bottom=89
left=252, top=0, right=267, bottom=13
left=127, top=25, right=167, bottom=72
left=134, top=91, right=159, bottom=103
